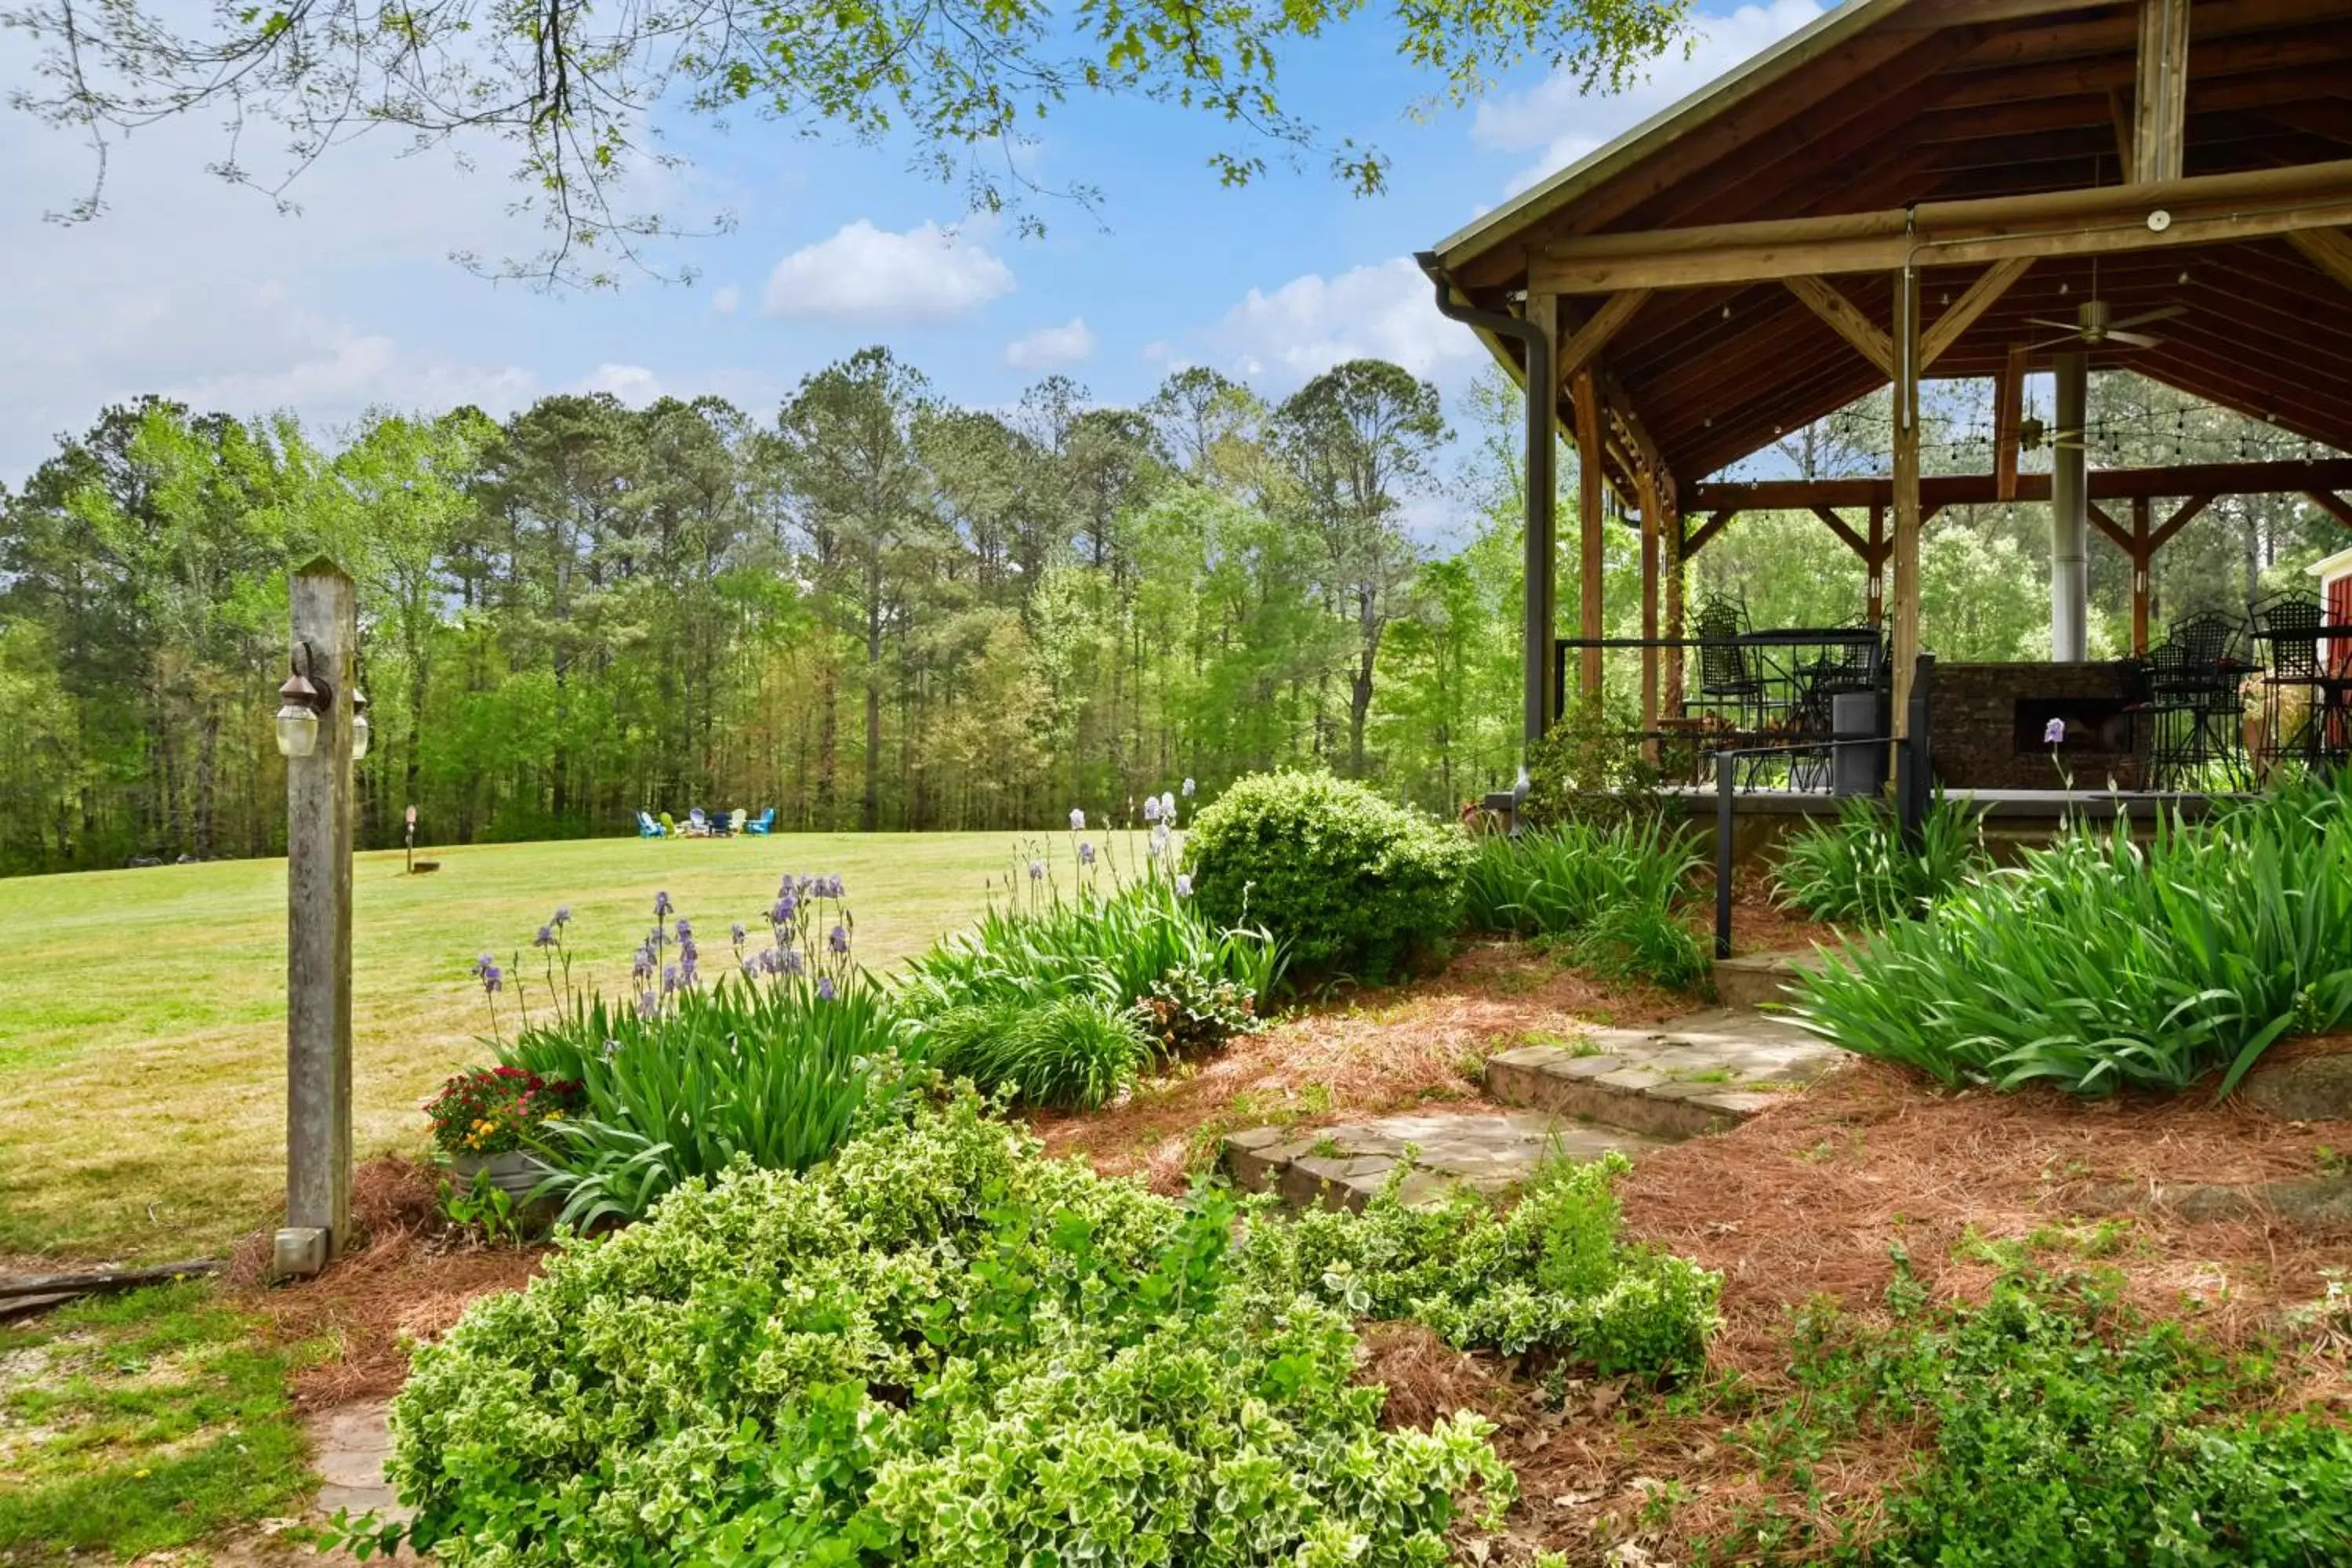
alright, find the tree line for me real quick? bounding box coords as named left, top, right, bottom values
left=0, top=354, right=2338, bottom=875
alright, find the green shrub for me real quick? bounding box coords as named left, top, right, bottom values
left=1462, top=818, right=1700, bottom=938
left=1183, top=770, right=1475, bottom=982
left=374, top=1093, right=1519, bottom=1566
left=1130, top=964, right=1262, bottom=1058
left=1700, top=1271, right=2352, bottom=1565
left=1573, top=893, right=1711, bottom=993
left=898, top=846, right=1280, bottom=1019
left=1773, top=794, right=1989, bottom=925
left=921, top=994, right=1150, bottom=1109
left=1233, top=1150, right=1721, bottom=1374
left=1791, top=774, right=2352, bottom=1094
left=1519, top=697, right=1672, bottom=833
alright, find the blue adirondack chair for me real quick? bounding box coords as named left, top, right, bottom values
left=688, top=807, right=711, bottom=836
left=637, top=810, right=665, bottom=838
left=746, top=808, right=776, bottom=835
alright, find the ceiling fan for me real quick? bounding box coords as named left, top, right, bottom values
left=2027, top=296, right=2187, bottom=351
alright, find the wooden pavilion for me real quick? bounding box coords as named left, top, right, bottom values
left=1417, top=0, right=2352, bottom=768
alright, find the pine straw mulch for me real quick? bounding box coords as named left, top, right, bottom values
left=1369, top=1054, right=2352, bottom=1564
left=223, top=1156, right=547, bottom=1407
left=1030, top=939, right=1698, bottom=1192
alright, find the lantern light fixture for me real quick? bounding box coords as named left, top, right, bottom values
left=275, top=644, right=332, bottom=760
left=350, top=690, right=372, bottom=761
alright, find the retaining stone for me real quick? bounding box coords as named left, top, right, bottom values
left=1222, top=1110, right=1668, bottom=1213
left=1483, top=1007, right=1844, bottom=1139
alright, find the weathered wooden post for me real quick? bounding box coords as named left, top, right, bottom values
left=273, top=558, right=356, bottom=1277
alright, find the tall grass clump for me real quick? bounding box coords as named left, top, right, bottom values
left=1462, top=818, right=1708, bottom=989
left=916, top=995, right=1149, bottom=1110
left=487, top=877, right=909, bottom=1226
left=1773, top=793, right=1989, bottom=924
left=1791, top=772, right=2352, bottom=1094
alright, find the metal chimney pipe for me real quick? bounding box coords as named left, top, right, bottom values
left=2052, top=352, right=2089, bottom=661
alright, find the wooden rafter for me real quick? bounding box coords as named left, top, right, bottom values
left=1810, top=505, right=1872, bottom=559
left=2085, top=499, right=2136, bottom=553
left=1683, top=511, right=1735, bottom=558
left=2289, top=229, right=2352, bottom=295
left=1920, top=258, right=2034, bottom=367
left=2151, top=494, right=2213, bottom=550
left=1557, top=291, right=1653, bottom=384
left=2305, top=490, right=2352, bottom=528
left=1784, top=275, right=1896, bottom=377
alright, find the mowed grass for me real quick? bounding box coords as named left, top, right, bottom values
left=0, top=833, right=1056, bottom=1260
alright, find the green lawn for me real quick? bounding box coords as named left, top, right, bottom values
left=0, top=833, right=1053, bottom=1260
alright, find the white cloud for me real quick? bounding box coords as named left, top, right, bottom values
left=711, top=284, right=740, bottom=315
left=1003, top=316, right=1096, bottom=370
left=1210, top=257, right=1481, bottom=390
left=761, top=220, right=1014, bottom=323
left=1475, top=0, right=1824, bottom=194
left=580, top=363, right=663, bottom=405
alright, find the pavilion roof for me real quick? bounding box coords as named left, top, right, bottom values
left=1424, top=0, right=2352, bottom=495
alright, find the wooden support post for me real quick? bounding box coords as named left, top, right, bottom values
left=2131, top=495, right=2154, bottom=654
left=1867, top=504, right=1886, bottom=626
left=1637, top=467, right=1662, bottom=746
left=2132, top=0, right=2191, bottom=185
left=1525, top=292, right=1563, bottom=739
left=278, top=558, right=356, bottom=1278
left=1664, top=509, right=1686, bottom=722
left=1891, top=267, right=1924, bottom=734
left=1994, top=344, right=2028, bottom=502
left=1572, top=368, right=1606, bottom=701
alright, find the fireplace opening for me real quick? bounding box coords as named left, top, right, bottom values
left=2014, top=696, right=2133, bottom=756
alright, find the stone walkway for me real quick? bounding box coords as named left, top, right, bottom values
left=1223, top=1001, right=1846, bottom=1210
left=307, top=1400, right=411, bottom=1526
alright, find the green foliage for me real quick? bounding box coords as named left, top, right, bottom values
left=1463, top=817, right=1698, bottom=937
left=1519, top=697, right=1676, bottom=833
left=439, top=1170, right=529, bottom=1246
left=1233, top=1150, right=1720, bottom=1372
left=1698, top=1272, right=2352, bottom=1565
left=1184, top=770, right=1475, bottom=982
left=502, top=975, right=912, bottom=1227
left=1573, top=893, right=1711, bottom=993
left=1131, top=964, right=1263, bottom=1057
left=898, top=848, right=1281, bottom=1022
left=377, top=1093, right=1519, bottom=1566
left=1773, top=794, right=1989, bottom=926
left=921, top=994, right=1152, bottom=1110
left=1791, top=774, right=2352, bottom=1094
left=0, top=1282, right=318, bottom=1557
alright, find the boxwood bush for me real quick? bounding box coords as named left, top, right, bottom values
left=1183, top=771, right=1474, bottom=982
left=365, top=1094, right=1721, bottom=1565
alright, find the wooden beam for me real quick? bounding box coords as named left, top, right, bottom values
left=2108, top=86, right=2136, bottom=169
left=1867, top=504, right=1886, bottom=626
left=2306, top=490, right=2352, bottom=528
left=2132, top=0, right=2192, bottom=183
left=1526, top=291, right=1563, bottom=733
left=1784, top=274, right=1896, bottom=377
left=1892, top=265, right=1923, bottom=735
left=2150, top=494, right=2212, bottom=551
left=1920, top=258, right=2034, bottom=368
left=1686, top=458, right=2352, bottom=513
left=2131, top=495, right=2153, bottom=654
left=1557, top=291, right=1653, bottom=385
left=1572, top=368, right=1606, bottom=700
left=1811, top=505, right=1872, bottom=559
left=1995, top=343, right=2029, bottom=501
left=2085, top=499, right=2135, bottom=553
left=1530, top=160, right=2352, bottom=293
left=1663, top=498, right=1686, bottom=720
left=1683, top=510, right=1735, bottom=558
left=2288, top=228, right=2352, bottom=296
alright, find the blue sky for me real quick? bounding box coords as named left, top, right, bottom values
left=0, top=2, right=1824, bottom=491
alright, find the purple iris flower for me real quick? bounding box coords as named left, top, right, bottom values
left=1069, top=808, right=1086, bottom=831
left=1029, top=858, right=1045, bottom=881
left=2044, top=717, right=2067, bottom=746
left=817, top=975, right=837, bottom=1001
left=731, top=922, right=748, bottom=946
left=1142, top=796, right=1161, bottom=823
left=636, top=992, right=658, bottom=1022
left=1175, top=873, right=1193, bottom=898
left=662, top=963, right=680, bottom=994
left=1079, top=840, right=1096, bottom=866
left=675, top=918, right=692, bottom=941
left=533, top=924, right=557, bottom=949
left=828, top=923, right=850, bottom=955
left=1160, top=790, right=1176, bottom=818
left=1181, top=778, right=1195, bottom=797
left=654, top=890, right=673, bottom=918
left=552, top=905, right=572, bottom=927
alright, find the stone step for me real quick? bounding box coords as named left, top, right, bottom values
left=1710, top=949, right=1820, bottom=1011
left=1222, top=1111, right=1670, bottom=1214
left=1483, top=1007, right=1846, bottom=1140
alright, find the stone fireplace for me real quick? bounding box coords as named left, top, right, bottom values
left=1930, top=661, right=2145, bottom=790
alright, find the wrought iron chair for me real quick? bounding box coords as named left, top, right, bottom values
left=1692, top=597, right=1767, bottom=786
left=2143, top=611, right=2250, bottom=790
left=2251, top=591, right=2343, bottom=776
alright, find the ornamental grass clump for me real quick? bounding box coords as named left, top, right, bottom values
left=366, top=1091, right=1520, bottom=1566
left=1791, top=771, right=2352, bottom=1094
left=1773, top=793, right=1990, bottom=925
left=1461, top=818, right=1709, bottom=990
left=917, top=994, right=1149, bottom=1110
left=481, top=876, right=913, bottom=1226
left=1183, top=769, right=1474, bottom=983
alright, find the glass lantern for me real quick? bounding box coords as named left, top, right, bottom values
left=276, top=700, right=320, bottom=758
left=350, top=692, right=372, bottom=761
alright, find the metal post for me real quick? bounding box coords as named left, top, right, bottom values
left=1715, top=758, right=1736, bottom=960
left=2052, top=352, right=2089, bottom=662
left=1897, top=653, right=1936, bottom=855
left=275, top=558, right=355, bottom=1277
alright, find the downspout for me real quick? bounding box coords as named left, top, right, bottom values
left=1416, top=253, right=1555, bottom=791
